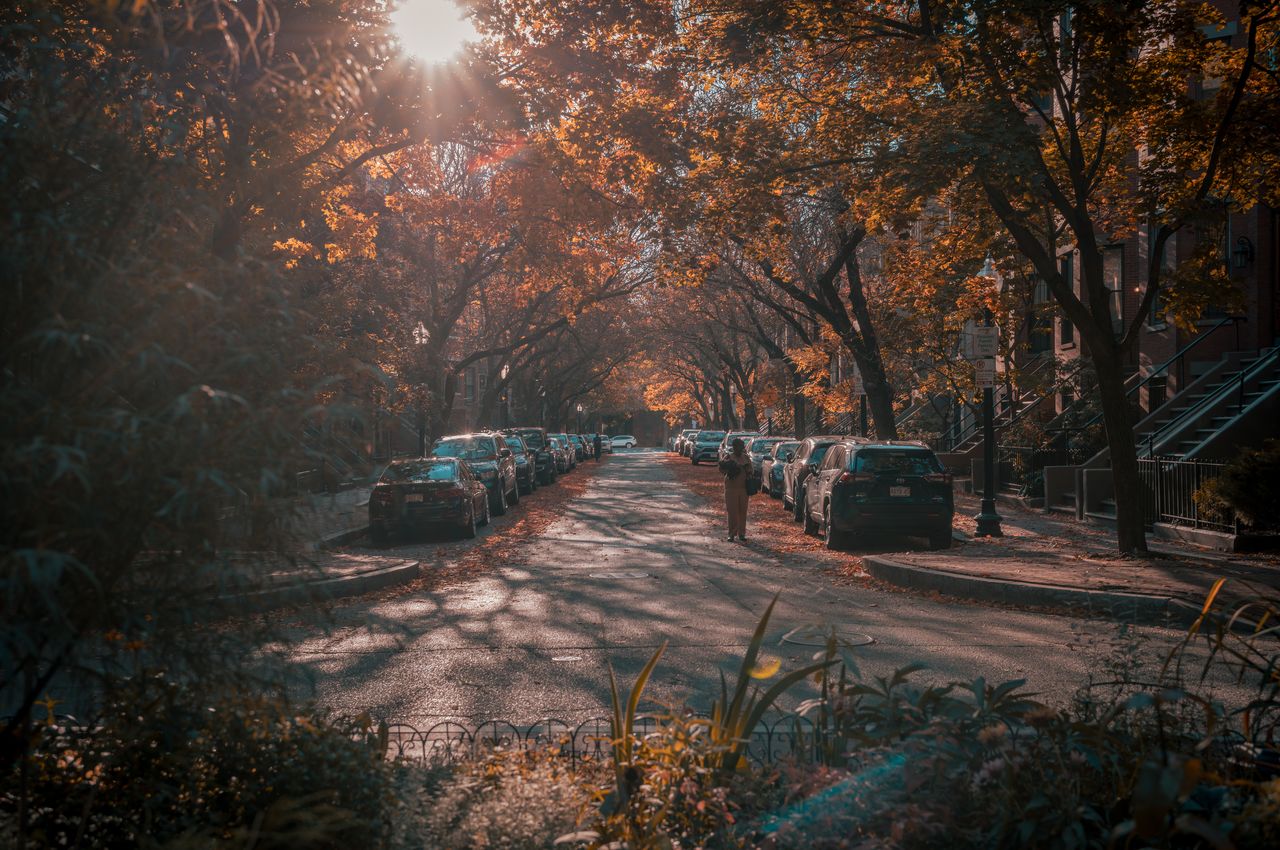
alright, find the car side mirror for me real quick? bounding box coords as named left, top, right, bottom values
left=499, top=448, right=512, bottom=458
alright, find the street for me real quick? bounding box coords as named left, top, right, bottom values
left=264, top=450, right=1223, bottom=725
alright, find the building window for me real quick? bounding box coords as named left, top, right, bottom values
left=1031, top=277, right=1053, bottom=353
left=464, top=368, right=476, bottom=404
left=478, top=369, right=487, bottom=393
left=1059, top=254, right=1075, bottom=346
left=1103, top=245, right=1124, bottom=336
left=1147, top=227, right=1174, bottom=328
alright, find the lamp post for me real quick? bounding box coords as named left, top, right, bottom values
left=576, top=402, right=583, bottom=434
left=499, top=363, right=510, bottom=428
left=412, top=321, right=429, bottom=456
left=974, top=258, right=1004, bottom=538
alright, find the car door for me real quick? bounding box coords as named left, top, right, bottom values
left=810, top=446, right=844, bottom=519
left=787, top=441, right=810, bottom=501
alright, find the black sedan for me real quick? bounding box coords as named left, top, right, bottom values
left=368, top=458, right=490, bottom=545
left=432, top=433, right=520, bottom=515
left=502, top=434, right=539, bottom=495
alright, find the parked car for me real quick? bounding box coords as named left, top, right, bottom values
left=610, top=435, right=637, bottom=449
left=744, top=436, right=791, bottom=494
left=597, top=434, right=613, bottom=454
left=674, top=429, right=699, bottom=454
left=781, top=436, right=845, bottom=521
left=718, top=431, right=760, bottom=461
left=761, top=440, right=801, bottom=498
left=431, top=433, right=519, bottom=516
left=548, top=433, right=576, bottom=469
left=368, top=457, right=489, bottom=545
left=547, top=436, right=573, bottom=473
left=502, top=426, right=556, bottom=485
left=802, top=440, right=954, bottom=550
left=690, top=430, right=727, bottom=464
left=568, top=433, right=588, bottom=461
left=501, top=434, right=539, bottom=495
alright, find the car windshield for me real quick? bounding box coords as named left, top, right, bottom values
left=381, top=459, right=457, bottom=483
left=699, top=432, right=726, bottom=441
left=432, top=437, right=497, bottom=461
left=853, top=450, right=943, bottom=475
left=503, top=437, right=526, bottom=454
left=773, top=441, right=800, bottom=458
left=749, top=439, right=783, bottom=455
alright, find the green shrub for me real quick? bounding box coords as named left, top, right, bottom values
left=5, top=685, right=391, bottom=849
left=388, top=748, right=595, bottom=850
left=1209, top=439, right=1280, bottom=529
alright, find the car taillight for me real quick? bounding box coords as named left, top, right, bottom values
left=837, top=472, right=874, bottom=485
left=923, top=472, right=953, bottom=484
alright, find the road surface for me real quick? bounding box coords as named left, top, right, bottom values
left=263, top=450, right=1230, bottom=724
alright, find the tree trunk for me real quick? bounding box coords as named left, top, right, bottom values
left=1089, top=342, right=1148, bottom=553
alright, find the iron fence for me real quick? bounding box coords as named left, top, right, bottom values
left=1137, top=457, right=1238, bottom=534
left=374, top=714, right=825, bottom=767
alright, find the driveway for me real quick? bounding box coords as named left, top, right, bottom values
left=268, top=450, right=1236, bottom=724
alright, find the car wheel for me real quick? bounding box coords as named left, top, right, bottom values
left=824, top=506, right=845, bottom=550
left=803, top=499, right=819, bottom=535
left=492, top=485, right=507, bottom=517
left=509, top=481, right=519, bottom=506
left=462, top=505, right=478, bottom=539
left=929, top=528, right=952, bottom=550
left=793, top=486, right=806, bottom=522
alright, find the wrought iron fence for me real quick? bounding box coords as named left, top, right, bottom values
left=374, top=714, right=825, bottom=767
left=1137, top=457, right=1237, bottom=534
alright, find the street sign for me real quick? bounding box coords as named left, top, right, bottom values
left=962, top=324, right=999, bottom=359
left=975, top=357, right=997, bottom=389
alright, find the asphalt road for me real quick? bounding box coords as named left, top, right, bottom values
left=264, top=449, right=1235, bottom=725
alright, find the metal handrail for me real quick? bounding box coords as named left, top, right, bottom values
left=1140, top=346, right=1280, bottom=457
left=1070, top=314, right=1243, bottom=432
left=946, top=355, right=1057, bottom=449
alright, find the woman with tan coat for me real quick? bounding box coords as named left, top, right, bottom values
left=719, top=437, right=752, bottom=541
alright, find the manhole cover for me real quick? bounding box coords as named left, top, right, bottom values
left=589, top=571, right=650, bottom=579
left=551, top=655, right=583, bottom=662
left=781, top=625, right=875, bottom=648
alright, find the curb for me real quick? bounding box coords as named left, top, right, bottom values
left=861, top=555, right=1203, bottom=629
left=218, top=558, right=420, bottom=612
left=321, top=524, right=369, bottom=548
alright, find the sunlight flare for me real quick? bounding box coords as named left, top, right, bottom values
left=390, top=0, right=478, bottom=64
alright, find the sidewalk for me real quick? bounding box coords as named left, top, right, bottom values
left=213, top=486, right=420, bottom=611
left=861, top=492, right=1280, bottom=627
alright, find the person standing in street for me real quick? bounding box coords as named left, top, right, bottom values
left=593, top=433, right=602, bottom=461
left=720, top=437, right=751, bottom=541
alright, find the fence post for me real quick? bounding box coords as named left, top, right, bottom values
left=1192, top=461, right=1200, bottom=530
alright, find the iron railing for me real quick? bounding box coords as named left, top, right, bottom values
left=1137, top=457, right=1237, bottom=534
left=374, top=714, right=826, bottom=766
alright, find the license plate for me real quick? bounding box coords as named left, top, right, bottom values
left=405, top=494, right=423, bottom=503
left=889, top=486, right=911, bottom=498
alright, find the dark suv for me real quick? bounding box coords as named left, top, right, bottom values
left=502, top=427, right=556, bottom=485
left=782, top=436, right=845, bottom=520
left=690, top=430, right=726, bottom=464
left=802, top=440, right=954, bottom=550
left=431, top=433, right=519, bottom=515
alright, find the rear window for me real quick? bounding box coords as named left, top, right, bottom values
left=853, top=450, right=943, bottom=475
left=699, top=431, right=726, bottom=441
left=381, top=460, right=458, bottom=482
left=433, top=437, right=497, bottom=460
left=514, top=429, right=544, bottom=449
left=504, top=436, right=526, bottom=453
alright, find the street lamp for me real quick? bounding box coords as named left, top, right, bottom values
left=412, top=321, right=430, bottom=456
left=974, top=258, right=1004, bottom=538
left=576, top=402, right=583, bottom=434
left=499, top=363, right=510, bottom=428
